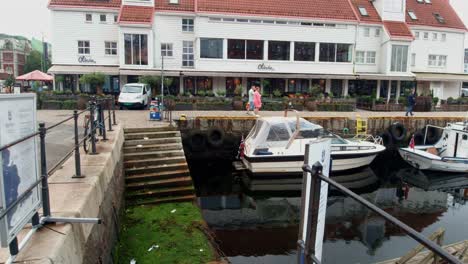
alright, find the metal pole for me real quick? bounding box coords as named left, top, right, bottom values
left=112, top=96, right=117, bottom=125
left=39, top=123, right=51, bottom=217
left=72, top=110, right=84, bottom=178
left=97, top=102, right=103, bottom=137
left=160, top=55, right=164, bottom=120
left=101, top=100, right=107, bottom=141
left=31, top=212, right=40, bottom=227
left=107, top=98, right=113, bottom=132
left=90, top=102, right=98, bottom=155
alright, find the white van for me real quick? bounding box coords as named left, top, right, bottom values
left=118, top=83, right=152, bottom=109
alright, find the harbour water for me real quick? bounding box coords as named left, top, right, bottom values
left=189, top=150, right=468, bottom=264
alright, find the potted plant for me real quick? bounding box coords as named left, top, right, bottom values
left=79, top=72, right=105, bottom=95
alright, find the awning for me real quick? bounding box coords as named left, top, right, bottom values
left=16, top=70, right=53, bottom=81
left=414, top=72, right=468, bottom=82
left=48, top=65, right=120, bottom=75
left=119, top=69, right=180, bottom=76
left=357, top=73, right=415, bottom=81
left=180, top=70, right=357, bottom=79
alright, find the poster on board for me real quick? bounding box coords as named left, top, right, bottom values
left=0, top=94, right=41, bottom=247
left=300, top=138, right=331, bottom=262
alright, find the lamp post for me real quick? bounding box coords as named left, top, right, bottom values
left=160, top=54, right=164, bottom=119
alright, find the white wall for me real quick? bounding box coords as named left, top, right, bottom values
left=373, top=0, right=406, bottom=22
left=51, top=10, right=120, bottom=66
left=355, top=26, right=383, bottom=73
left=409, top=27, right=465, bottom=74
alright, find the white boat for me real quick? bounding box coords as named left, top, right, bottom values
left=399, top=122, right=468, bottom=173
left=241, top=117, right=386, bottom=177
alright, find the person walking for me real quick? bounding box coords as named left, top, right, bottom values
left=247, top=85, right=255, bottom=114
left=405, top=88, right=416, bottom=117
left=254, top=85, right=262, bottom=115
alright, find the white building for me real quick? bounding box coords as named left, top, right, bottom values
left=48, top=0, right=468, bottom=100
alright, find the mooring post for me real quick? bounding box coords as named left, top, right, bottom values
left=72, top=110, right=84, bottom=178
left=112, top=96, right=117, bottom=125
left=100, top=100, right=108, bottom=141
left=97, top=102, right=103, bottom=137
left=39, top=123, right=51, bottom=217
left=107, top=98, right=113, bottom=132
left=90, top=102, right=98, bottom=155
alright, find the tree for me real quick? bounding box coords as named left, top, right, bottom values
left=4, top=75, right=15, bottom=88
left=138, top=75, right=174, bottom=95
left=79, top=72, right=105, bottom=94
left=24, top=50, right=43, bottom=73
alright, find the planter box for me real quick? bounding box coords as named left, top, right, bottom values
left=175, top=103, right=194, bottom=111
left=197, top=103, right=232, bottom=111
left=437, top=104, right=468, bottom=111
left=42, top=100, right=62, bottom=110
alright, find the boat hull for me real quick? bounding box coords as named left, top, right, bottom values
left=399, top=148, right=468, bottom=173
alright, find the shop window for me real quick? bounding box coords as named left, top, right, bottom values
left=183, top=77, right=212, bottom=95
left=331, top=80, right=343, bottom=97
left=288, top=79, right=309, bottom=93
left=226, top=77, right=243, bottom=96
left=311, top=79, right=326, bottom=91
left=124, top=34, right=148, bottom=65
left=200, top=38, right=223, bottom=59
left=348, top=80, right=377, bottom=97
left=268, top=41, right=290, bottom=61
left=294, top=42, right=315, bottom=61
left=263, top=78, right=286, bottom=95
left=247, top=78, right=261, bottom=91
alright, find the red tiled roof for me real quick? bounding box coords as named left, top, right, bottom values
left=383, top=21, right=414, bottom=39
left=49, top=0, right=121, bottom=8
left=119, top=5, right=154, bottom=24
left=197, top=0, right=358, bottom=21
left=406, top=0, right=466, bottom=30
left=350, top=0, right=381, bottom=23
left=155, top=0, right=194, bottom=12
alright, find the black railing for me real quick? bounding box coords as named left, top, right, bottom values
left=0, top=96, right=117, bottom=256
left=300, top=162, right=463, bottom=264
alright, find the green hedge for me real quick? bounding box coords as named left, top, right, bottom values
left=41, top=100, right=78, bottom=110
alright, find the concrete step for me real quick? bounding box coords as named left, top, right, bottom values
left=126, top=176, right=193, bottom=191
left=123, top=143, right=182, bottom=153
left=125, top=162, right=188, bottom=176
left=124, top=150, right=185, bottom=161
left=125, top=169, right=191, bottom=184
left=124, top=137, right=181, bottom=147
left=124, top=127, right=178, bottom=134
left=127, top=194, right=196, bottom=206
left=124, top=131, right=180, bottom=140
left=124, top=156, right=186, bottom=168
left=126, top=186, right=195, bottom=200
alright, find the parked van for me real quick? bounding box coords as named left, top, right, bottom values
left=118, top=83, right=151, bottom=109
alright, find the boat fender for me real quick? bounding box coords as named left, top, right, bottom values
left=426, top=126, right=442, bottom=144
left=206, top=127, right=225, bottom=148
left=189, top=130, right=207, bottom=151
left=413, top=131, right=424, bottom=145
left=389, top=123, right=407, bottom=142
left=380, top=131, right=394, bottom=147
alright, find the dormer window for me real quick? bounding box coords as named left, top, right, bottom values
left=358, top=6, right=368, bottom=16
left=424, top=0, right=431, bottom=3
left=169, top=0, right=179, bottom=4
left=416, top=0, right=423, bottom=3
left=434, top=13, right=445, bottom=24
left=408, top=10, right=417, bottom=20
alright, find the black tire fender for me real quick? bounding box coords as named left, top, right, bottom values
left=189, top=130, right=206, bottom=151
left=389, top=123, right=407, bottom=142
left=380, top=131, right=394, bottom=147
left=206, top=127, right=225, bottom=148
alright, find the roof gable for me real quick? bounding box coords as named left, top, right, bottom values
left=406, top=0, right=466, bottom=30
left=383, top=21, right=414, bottom=39
left=49, top=0, right=121, bottom=8
left=119, top=5, right=154, bottom=24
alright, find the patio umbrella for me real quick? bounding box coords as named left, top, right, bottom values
left=16, top=70, right=53, bottom=82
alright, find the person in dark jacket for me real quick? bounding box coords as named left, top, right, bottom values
left=405, top=88, right=416, bottom=117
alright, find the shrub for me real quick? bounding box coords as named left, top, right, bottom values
left=197, top=90, right=206, bottom=97
left=205, top=90, right=215, bottom=97
left=273, top=89, right=282, bottom=97
left=309, top=85, right=323, bottom=100
left=79, top=72, right=105, bottom=94
left=234, top=85, right=243, bottom=96
left=62, top=100, right=77, bottom=110
left=217, top=90, right=226, bottom=97
left=398, top=96, right=406, bottom=105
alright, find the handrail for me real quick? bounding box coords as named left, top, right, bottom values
left=302, top=163, right=463, bottom=264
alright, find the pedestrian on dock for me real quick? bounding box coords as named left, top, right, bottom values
left=247, top=85, right=255, bottom=114
left=254, top=85, right=262, bottom=115
left=405, top=88, right=416, bottom=117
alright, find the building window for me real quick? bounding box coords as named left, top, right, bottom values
left=228, top=39, right=245, bottom=59
left=441, top=33, right=446, bottom=42
left=182, top=18, right=194, bottom=32
left=375, top=28, right=381, bottom=37
left=183, top=77, right=212, bottom=95
left=428, top=55, right=447, bottom=67
left=364, top=27, right=370, bottom=37
left=434, top=13, right=445, bottom=24
left=432, top=33, right=438, bottom=40
left=200, top=38, right=223, bottom=59
left=411, top=53, right=416, bottom=66
left=415, top=31, right=420, bottom=39
left=263, top=78, right=286, bottom=95
left=366, top=51, right=376, bottom=64
left=114, top=15, right=118, bottom=23
left=124, top=34, right=148, bottom=65
left=247, top=40, right=264, bottom=60
left=423, top=32, right=429, bottom=40
left=288, top=79, right=309, bottom=93
left=408, top=10, right=417, bottom=20
left=100, top=14, right=106, bottom=22
left=105, top=41, right=117, bottom=55
left=228, top=39, right=264, bottom=60
left=358, top=6, right=368, bottom=16
left=390, top=45, right=408, bottom=72
left=268, top=41, right=290, bottom=61
left=356, top=51, right=365, bottom=64
left=161, top=43, right=173, bottom=57
left=85, top=14, right=92, bottom=22
left=182, top=41, right=194, bottom=67
left=320, top=43, right=352, bottom=62
left=78, top=40, right=90, bottom=54
left=294, top=42, right=315, bottom=61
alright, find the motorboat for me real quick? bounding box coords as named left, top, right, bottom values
left=241, top=117, right=386, bottom=177
left=399, top=122, right=468, bottom=173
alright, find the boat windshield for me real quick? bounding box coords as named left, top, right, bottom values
left=287, top=120, right=347, bottom=144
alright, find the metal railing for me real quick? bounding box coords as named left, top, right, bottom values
left=0, top=96, right=117, bottom=259
left=299, top=162, right=463, bottom=264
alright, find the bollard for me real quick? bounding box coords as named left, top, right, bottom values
left=39, top=123, right=51, bottom=217
left=90, top=102, right=98, bottom=155
left=101, top=100, right=107, bottom=141
left=97, top=103, right=103, bottom=137
left=112, top=96, right=117, bottom=125
left=107, top=98, right=113, bottom=132
left=72, top=110, right=84, bottom=178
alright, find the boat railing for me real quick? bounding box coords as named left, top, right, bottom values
left=300, top=163, right=464, bottom=264
left=331, top=145, right=376, bottom=151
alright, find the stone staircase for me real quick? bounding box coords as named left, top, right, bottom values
left=123, top=127, right=195, bottom=206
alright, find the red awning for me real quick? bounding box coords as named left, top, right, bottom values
left=16, top=70, right=53, bottom=81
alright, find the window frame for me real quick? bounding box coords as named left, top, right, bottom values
left=375, top=28, right=381, bottom=37
left=100, top=14, right=107, bottom=23
left=200, top=38, right=223, bottom=59
left=432, top=33, right=438, bottom=41
left=78, top=40, right=90, bottom=55
left=428, top=55, right=447, bottom=68
left=355, top=51, right=365, bottom=64
left=104, top=41, right=117, bottom=55
left=423, top=32, right=429, bottom=40
left=124, top=34, right=148, bottom=65
left=85, top=13, right=92, bottom=23
left=294, top=42, right=315, bottom=62
left=182, top=18, right=194, bottom=32
left=182, top=40, right=194, bottom=67
left=441, top=33, right=446, bottom=42
left=161, top=43, right=173, bottom=57
left=366, top=51, right=376, bottom=64
left=415, top=31, right=420, bottom=39
left=319, top=43, right=352, bottom=63
left=408, top=10, right=417, bottom=20
left=390, top=45, right=409, bottom=72
left=358, top=6, right=368, bottom=16
left=364, top=27, right=370, bottom=37
left=268, top=41, right=290, bottom=61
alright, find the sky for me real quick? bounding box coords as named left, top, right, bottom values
left=0, top=0, right=50, bottom=41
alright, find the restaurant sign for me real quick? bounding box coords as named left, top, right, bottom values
left=78, top=56, right=96, bottom=64
left=257, top=63, right=274, bottom=71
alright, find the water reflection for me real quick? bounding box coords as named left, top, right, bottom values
left=192, top=158, right=468, bottom=264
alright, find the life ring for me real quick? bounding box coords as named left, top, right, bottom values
left=413, top=131, right=425, bottom=145
left=426, top=126, right=442, bottom=144
left=380, top=131, right=394, bottom=147
left=206, top=128, right=225, bottom=148
left=389, top=123, right=407, bottom=142
left=189, top=130, right=206, bottom=151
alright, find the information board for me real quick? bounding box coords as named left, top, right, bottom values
left=0, top=94, right=41, bottom=247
